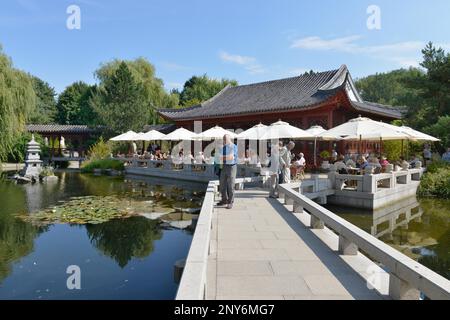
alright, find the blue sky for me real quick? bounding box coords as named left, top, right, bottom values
left=1, top=0, right=449, bottom=93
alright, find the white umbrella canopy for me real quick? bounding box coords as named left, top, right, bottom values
left=160, top=127, right=199, bottom=141
left=321, top=116, right=410, bottom=141
left=132, top=132, right=148, bottom=141
left=259, top=120, right=314, bottom=140
left=236, top=123, right=268, bottom=140
left=141, top=129, right=166, bottom=141
left=381, top=124, right=440, bottom=142
left=197, top=125, right=237, bottom=140
left=304, top=125, right=337, bottom=166
left=109, top=130, right=138, bottom=141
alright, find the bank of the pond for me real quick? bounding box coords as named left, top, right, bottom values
left=0, top=171, right=206, bottom=299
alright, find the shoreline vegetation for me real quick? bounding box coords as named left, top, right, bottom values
left=418, top=161, right=450, bottom=199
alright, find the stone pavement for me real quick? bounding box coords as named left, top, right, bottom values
left=206, top=189, right=384, bottom=300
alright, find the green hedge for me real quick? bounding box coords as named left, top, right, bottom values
left=417, top=161, right=450, bottom=198
left=81, top=159, right=124, bottom=173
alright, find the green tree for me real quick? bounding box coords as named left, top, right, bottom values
left=355, top=68, right=423, bottom=108
left=94, top=58, right=178, bottom=125
left=179, top=74, right=237, bottom=106
left=404, top=42, right=450, bottom=130
left=0, top=47, right=36, bottom=161
left=28, top=76, right=57, bottom=124
left=91, top=62, right=147, bottom=133
left=56, top=81, right=97, bottom=125
left=425, top=116, right=450, bottom=151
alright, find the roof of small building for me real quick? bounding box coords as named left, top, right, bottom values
left=159, top=65, right=403, bottom=121
left=26, top=124, right=101, bottom=134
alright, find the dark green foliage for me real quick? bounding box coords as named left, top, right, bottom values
left=28, top=76, right=57, bottom=124
left=179, top=74, right=237, bottom=107
left=92, top=58, right=178, bottom=129
left=91, top=62, right=147, bottom=134
left=56, top=81, right=98, bottom=125
left=6, top=132, right=48, bottom=163
left=418, top=162, right=450, bottom=198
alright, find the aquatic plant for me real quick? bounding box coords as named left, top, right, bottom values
left=16, top=195, right=167, bottom=225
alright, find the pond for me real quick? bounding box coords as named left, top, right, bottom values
left=325, top=197, right=450, bottom=280
left=0, top=172, right=206, bottom=300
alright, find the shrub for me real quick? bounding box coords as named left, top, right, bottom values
left=81, top=159, right=124, bottom=173
left=320, top=150, right=330, bottom=159
left=417, top=164, right=450, bottom=199
left=87, top=137, right=111, bottom=161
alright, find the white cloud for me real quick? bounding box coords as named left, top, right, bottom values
left=291, top=35, right=362, bottom=51
left=290, top=35, right=450, bottom=68
left=219, top=51, right=255, bottom=65
left=219, top=51, right=266, bottom=74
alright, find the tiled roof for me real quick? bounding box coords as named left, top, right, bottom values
left=159, top=65, right=402, bottom=120
left=26, top=124, right=100, bottom=134
left=143, top=123, right=177, bottom=134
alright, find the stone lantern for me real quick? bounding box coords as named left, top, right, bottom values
left=23, top=134, right=43, bottom=179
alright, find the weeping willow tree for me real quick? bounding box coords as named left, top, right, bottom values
left=0, top=47, right=36, bottom=162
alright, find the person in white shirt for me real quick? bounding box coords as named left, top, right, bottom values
left=294, top=153, right=306, bottom=167
left=279, top=141, right=295, bottom=183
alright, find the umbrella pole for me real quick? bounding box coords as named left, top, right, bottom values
left=379, top=137, right=382, bottom=157
left=314, top=138, right=317, bottom=167
left=359, top=135, right=362, bottom=157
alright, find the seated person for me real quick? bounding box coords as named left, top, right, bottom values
left=380, top=156, right=389, bottom=168
left=397, top=156, right=410, bottom=170
left=357, top=156, right=369, bottom=170
left=194, top=151, right=205, bottom=164
left=345, top=155, right=357, bottom=168
left=293, top=153, right=306, bottom=168
left=334, top=155, right=348, bottom=174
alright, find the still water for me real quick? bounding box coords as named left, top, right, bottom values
left=326, top=197, right=450, bottom=280
left=0, top=172, right=205, bottom=299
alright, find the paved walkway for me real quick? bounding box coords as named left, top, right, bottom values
left=206, top=189, right=385, bottom=300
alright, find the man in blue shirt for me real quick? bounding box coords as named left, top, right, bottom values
left=443, top=147, right=450, bottom=163
left=218, top=134, right=238, bottom=209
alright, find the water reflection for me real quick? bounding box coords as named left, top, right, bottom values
left=0, top=172, right=205, bottom=298
left=86, top=217, right=163, bottom=268
left=326, top=197, right=450, bottom=280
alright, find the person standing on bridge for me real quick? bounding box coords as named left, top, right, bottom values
left=218, top=134, right=238, bottom=209
left=280, top=141, right=295, bottom=183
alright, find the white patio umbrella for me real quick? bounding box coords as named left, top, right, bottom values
left=259, top=120, right=314, bottom=140
left=109, top=130, right=138, bottom=141
left=236, top=123, right=267, bottom=140
left=305, top=126, right=328, bottom=166
left=380, top=124, right=440, bottom=142
left=160, top=127, right=199, bottom=140
left=322, top=116, right=409, bottom=141
left=378, top=122, right=440, bottom=158
left=141, top=130, right=166, bottom=141
left=321, top=116, right=411, bottom=155
left=197, top=125, right=237, bottom=140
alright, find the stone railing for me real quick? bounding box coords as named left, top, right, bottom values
left=115, top=157, right=262, bottom=182
left=279, top=182, right=450, bottom=300
left=175, top=176, right=268, bottom=300
left=329, top=168, right=424, bottom=193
